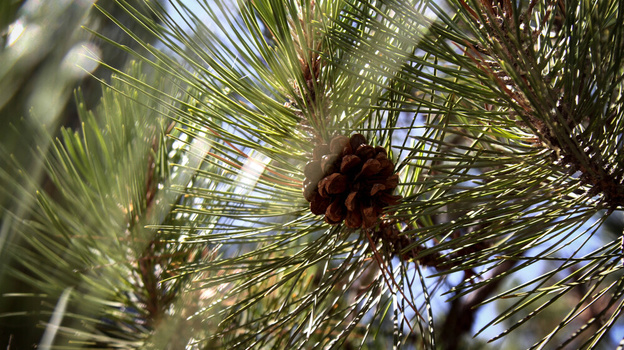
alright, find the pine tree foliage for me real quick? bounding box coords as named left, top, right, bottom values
left=1, top=0, right=623, bottom=349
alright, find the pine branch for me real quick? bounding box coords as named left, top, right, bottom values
left=3, top=0, right=623, bottom=348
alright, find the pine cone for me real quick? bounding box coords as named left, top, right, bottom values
left=303, top=133, right=402, bottom=229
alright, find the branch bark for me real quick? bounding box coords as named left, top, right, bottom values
left=439, top=258, right=517, bottom=350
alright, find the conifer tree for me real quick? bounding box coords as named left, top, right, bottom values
left=1, top=0, right=623, bottom=349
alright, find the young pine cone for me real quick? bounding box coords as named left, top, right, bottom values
left=303, top=133, right=401, bottom=229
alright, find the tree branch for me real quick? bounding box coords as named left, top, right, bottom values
left=439, top=258, right=517, bottom=350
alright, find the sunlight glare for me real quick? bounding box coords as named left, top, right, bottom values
left=234, top=151, right=270, bottom=196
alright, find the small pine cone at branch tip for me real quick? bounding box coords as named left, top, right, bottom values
left=303, top=133, right=402, bottom=229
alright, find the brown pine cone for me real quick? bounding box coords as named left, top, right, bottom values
left=303, top=133, right=402, bottom=229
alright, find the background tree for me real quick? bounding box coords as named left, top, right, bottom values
left=0, top=0, right=164, bottom=348
left=1, top=0, right=623, bottom=349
